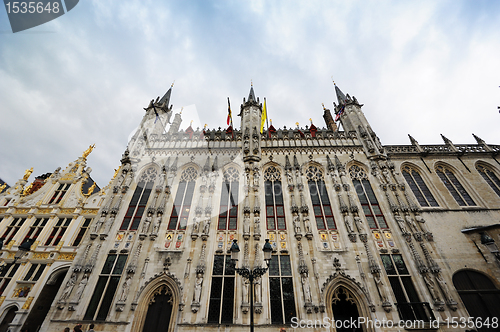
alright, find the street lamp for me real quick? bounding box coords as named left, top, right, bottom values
left=230, top=239, right=273, bottom=332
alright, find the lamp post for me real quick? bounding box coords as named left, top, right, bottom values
left=230, top=239, right=273, bottom=332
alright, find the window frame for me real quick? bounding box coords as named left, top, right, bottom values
left=207, top=255, right=235, bottom=324
left=48, top=183, right=71, bottom=204
left=1, top=217, right=27, bottom=244
left=402, top=165, right=439, bottom=207
left=268, top=254, right=296, bottom=324
left=72, top=218, right=92, bottom=246
left=476, top=164, right=500, bottom=198
left=22, top=217, right=49, bottom=245
left=44, top=217, right=72, bottom=246
left=435, top=165, right=475, bottom=206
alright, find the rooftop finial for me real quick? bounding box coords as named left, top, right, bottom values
left=322, top=103, right=326, bottom=110
left=190, top=120, right=193, bottom=126
left=180, top=107, right=183, bottom=114
left=171, top=81, right=175, bottom=87
left=251, top=79, right=253, bottom=87
left=295, top=122, right=299, bottom=128
left=309, top=118, right=312, bottom=124
left=270, top=119, right=272, bottom=125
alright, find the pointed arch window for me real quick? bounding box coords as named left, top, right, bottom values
left=349, top=165, right=388, bottom=229
left=264, top=166, right=286, bottom=230
left=402, top=165, right=438, bottom=207
left=269, top=254, right=296, bottom=324
left=218, top=168, right=239, bottom=230
left=168, top=167, right=198, bottom=230
left=477, top=164, right=500, bottom=198
left=305, top=165, right=335, bottom=230
left=435, top=165, right=475, bottom=206
left=120, top=167, right=158, bottom=231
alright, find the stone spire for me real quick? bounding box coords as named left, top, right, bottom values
left=240, top=85, right=262, bottom=163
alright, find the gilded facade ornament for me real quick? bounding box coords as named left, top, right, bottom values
left=23, top=167, right=34, bottom=181
left=58, top=253, right=76, bottom=260
left=22, top=296, right=34, bottom=309
left=82, top=144, right=96, bottom=160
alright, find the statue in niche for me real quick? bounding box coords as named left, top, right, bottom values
left=405, top=214, right=419, bottom=233
left=244, top=140, right=250, bottom=153
left=254, top=276, right=262, bottom=303
left=301, top=272, right=312, bottom=303
left=415, top=215, right=430, bottom=233
left=93, top=216, right=105, bottom=234
left=142, top=215, right=152, bottom=233
left=344, top=215, right=354, bottom=233
left=74, top=274, right=88, bottom=301
left=152, top=216, right=162, bottom=234
left=102, top=216, right=115, bottom=235
left=303, top=216, right=312, bottom=233
left=394, top=215, right=408, bottom=234
left=293, top=215, right=301, bottom=234
left=60, top=273, right=77, bottom=301
left=192, top=217, right=200, bottom=234
left=193, top=273, right=203, bottom=303
left=123, top=173, right=133, bottom=188
left=203, top=219, right=211, bottom=234
left=423, top=273, right=441, bottom=302
left=436, top=273, right=454, bottom=303
left=254, top=216, right=261, bottom=233
left=118, top=275, right=132, bottom=302
left=373, top=272, right=389, bottom=302
left=242, top=278, right=249, bottom=303
left=253, top=169, right=260, bottom=187
left=354, top=216, right=365, bottom=233
left=243, top=217, right=250, bottom=235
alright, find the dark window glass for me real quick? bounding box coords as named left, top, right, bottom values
left=269, top=255, right=296, bottom=324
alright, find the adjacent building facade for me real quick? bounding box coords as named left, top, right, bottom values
left=1, top=84, right=500, bottom=332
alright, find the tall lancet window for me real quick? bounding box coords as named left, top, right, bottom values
left=218, top=167, right=239, bottom=230
left=120, top=166, right=157, bottom=231
left=402, top=165, right=438, bottom=207
left=476, top=164, right=500, bottom=198
left=305, top=165, right=336, bottom=230
left=349, top=165, right=388, bottom=229
left=435, top=165, right=475, bottom=206
left=264, top=166, right=286, bottom=230
left=168, top=167, right=198, bottom=230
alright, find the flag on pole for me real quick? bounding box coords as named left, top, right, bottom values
left=260, top=98, right=267, bottom=133
left=335, top=104, right=345, bottom=121
left=227, top=97, right=232, bottom=126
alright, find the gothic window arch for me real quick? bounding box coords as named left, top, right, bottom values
left=476, top=163, right=500, bottom=198
left=349, top=165, right=388, bottom=229
left=269, top=254, right=296, bottom=324
left=218, top=167, right=240, bottom=230
left=168, top=166, right=198, bottom=230
left=305, top=165, right=335, bottom=230
left=264, top=166, right=285, bottom=230
left=401, top=165, right=438, bottom=207
left=120, top=166, right=158, bottom=231
left=435, top=164, right=475, bottom=206
left=453, top=270, right=500, bottom=331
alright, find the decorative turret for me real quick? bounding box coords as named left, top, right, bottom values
left=333, top=83, right=386, bottom=159
left=322, top=103, right=337, bottom=131
left=239, top=85, right=263, bottom=163
left=168, top=110, right=183, bottom=134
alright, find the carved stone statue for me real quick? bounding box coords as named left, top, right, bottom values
left=405, top=214, right=419, bottom=233
left=203, top=219, right=211, bottom=234
left=373, top=272, right=389, bottom=302
left=423, top=273, right=441, bottom=302
left=243, top=217, right=250, bottom=235
left=436, top=272, right=454, bottom=303
left=193, top=273, right=203, bottom=303
left=395, top=215, right=408, bottom=234
left=23, top=167, right=34, bottom=181
left=303, top=216, right=312, bottom=234
left=142, top=215, right=152, bottom=233
left=254, top=276, right=262, bottom=303
left=118, top=275, right=132, bottom=302
left=242, top=278, right=249, bottom=304
left=354, top=216, right=365, bottom=233
left=60, top=273, right=77, bottom=301
left=344, top=215, right=354, bottom=233
left=152, top=216, right=161, bottom=234
left=253, top=169, right=260, bottom=187
left=301, top=272, right=312, bottom=303
left=74, top=274, right=88, bottom=301
left=93, top=216, right=105, bottom=234
left=192, top=217, right=200, bottom=234
left=415, top=215, right=430, bottom=233
left=293, top=215, right=301, bottom=234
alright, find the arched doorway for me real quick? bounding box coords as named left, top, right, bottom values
left=131, top=273, right=180, bottom=332
left=142, top=285, right=174, bottom=332
left=332, top=287, right=362, bottom=332
left=453, top=270, right=500, bottom=332
left=21, top=268, right=68, bottom=332
left=0, top=306, right=18, bottom=332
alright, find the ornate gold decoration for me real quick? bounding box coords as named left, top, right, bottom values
left=55, top=241, right=64, bottom=251
left=31, top=240, right=39, bottom=251
left=112, top=166, right=121, bottom=179
left=7, top=252, right=15, bottom=259
left=21, top=183, right=33, bottom=197
left=16, top=208, right=30, bottom=214
left=60, top=209, right=75, bottom=215
left=82, top=209, right=98, bottom=215
left=57, top=253, right=76, bottom=260
left=0, top=296, right=5, bottom=306
left=82, top=144, right=96, bottom=160
left=0, top=208, right=6, bottom=213
left=83, top=183, right=96, bottom=197
left=23, top=167, right=33, bottom=181
left=0, top=183, right=6, bottom=193
left=6, top=240, right=15, bottom=250
left=60, top=173, right=76, bottom=181
left=32, top=252, right=50, bottom=260
left=37, top=208, right=52, bottom=214
left=22, top=296, right=34, bottom=309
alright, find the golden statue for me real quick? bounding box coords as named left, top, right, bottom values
left=21, top=183, right=33, bottom=197
left=82, top=144, right=96, bottom=160
left=85, top=183, right=97, bottom=197
left=23, top=167, right=33, bottom=181
left=0, top=183, right=6, bottom=193
left=112, top=167, right=121, bottom=179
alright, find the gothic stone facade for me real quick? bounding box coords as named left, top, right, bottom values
left=2, top=85, right=500, bottom=332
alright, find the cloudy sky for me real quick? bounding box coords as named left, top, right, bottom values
left=1, top=0, right=499, bottom=188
